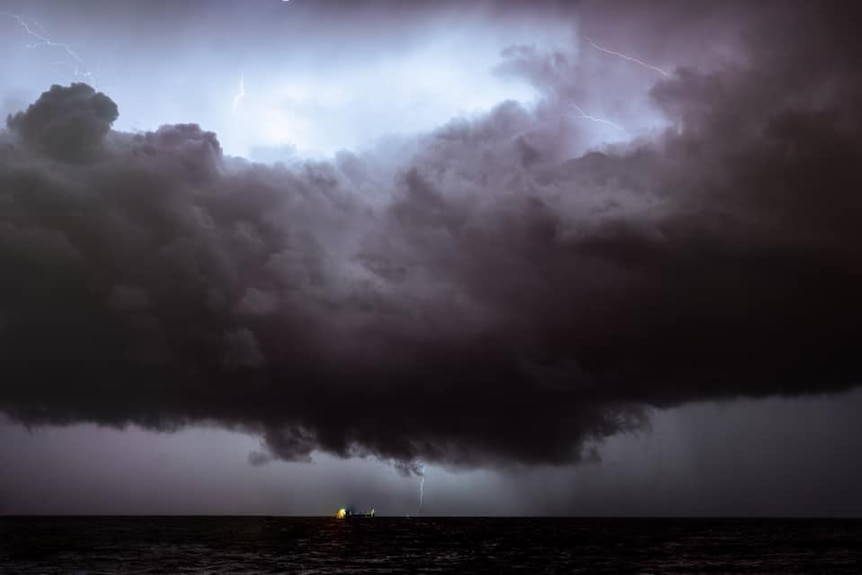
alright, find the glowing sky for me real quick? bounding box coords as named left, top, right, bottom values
left=1, top=0, right=677, bottom=157
left=1, top=0, right=861, bottom=516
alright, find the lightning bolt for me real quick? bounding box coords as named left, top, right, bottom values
left=4, top=13, right=96, bottom=84
left=418, top=474, right=425, bottom=514
left=569, top=103, right=624, bottom=131
left=586, top=36, right=670, bottom=78
left=414, top=462, right=426, bottom=515
left=232, top=71, right=246, bottom=113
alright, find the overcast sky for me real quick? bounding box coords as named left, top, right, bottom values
left=1, top=0, right=861, bottom=516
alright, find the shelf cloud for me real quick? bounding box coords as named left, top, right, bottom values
left=1, top=0, right=860, bottom=469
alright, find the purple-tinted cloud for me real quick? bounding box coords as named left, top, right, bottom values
left=0, top=1, right=860, bottom=469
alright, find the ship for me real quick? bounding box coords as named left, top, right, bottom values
left=335, top=507, right=375, bottom=519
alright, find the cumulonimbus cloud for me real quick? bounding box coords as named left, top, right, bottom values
left=1, top=0, right=860, bottom=469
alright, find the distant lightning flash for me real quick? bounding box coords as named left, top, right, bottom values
left=586, top=36, right=670, bottom=78
left=9, top=14, right=84, bottom=64
left=232, top=72, right=246, bottom=113
left=4, top=13, right=95, bottom=83
left=570, top=103, right=624, bottom=131
left=565, top=36, right=668, bottom=132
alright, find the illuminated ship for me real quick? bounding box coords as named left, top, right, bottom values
left=335, top=507, right=375, bottom=519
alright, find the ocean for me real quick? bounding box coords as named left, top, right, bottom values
left=1, top=517, right=859, bottom=574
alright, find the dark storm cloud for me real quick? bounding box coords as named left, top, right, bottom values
left=394, top=462, right=425, bottom=477
left=6, top=83, right=118, bottom=162
left=1, top=1, right=861, bottom=469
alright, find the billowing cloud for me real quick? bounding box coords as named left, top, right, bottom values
left=6, top=83, right=118, bottom=162
left=394, top=461, right=425, bottom=478
left=1, top=1, right=860, bottom=470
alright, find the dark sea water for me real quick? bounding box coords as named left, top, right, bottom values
left=1, top=516, right=860, bottom=574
